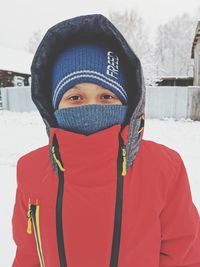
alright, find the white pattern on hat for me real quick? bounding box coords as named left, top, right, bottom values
left=52, top=70, right=127, bottom=108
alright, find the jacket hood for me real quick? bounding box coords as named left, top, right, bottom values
left=31, top=13, right=146, bottom=169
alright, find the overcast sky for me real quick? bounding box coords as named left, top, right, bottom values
left=0, top=0, right=200, bottom=51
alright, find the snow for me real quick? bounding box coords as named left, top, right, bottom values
left=0, top=46, right=33, bottom=74
left=0, top=110, right=200, bottom=266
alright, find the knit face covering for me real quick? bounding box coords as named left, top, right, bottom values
left=54, top=104, right=128, bottom=135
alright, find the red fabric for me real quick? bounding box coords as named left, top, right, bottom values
left=12, top=125, right=200, bottom=267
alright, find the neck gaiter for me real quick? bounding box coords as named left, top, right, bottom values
left=54, top=104, right=127, bottom=135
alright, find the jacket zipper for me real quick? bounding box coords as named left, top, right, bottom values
left=52, top=134, right=67, bottom=267
left=109, top=133, right=126, bottom=267
left=27, top=199, right=46, bottom=267
left=51, top=133, right=126, bottom=267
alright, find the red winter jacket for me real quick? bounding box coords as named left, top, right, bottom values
left=12, top=124, right=200, bottom=267
left=12, top=14, right=200, bottom=267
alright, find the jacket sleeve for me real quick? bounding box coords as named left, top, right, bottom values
left=12, top=159, right=40, bottom=267
left=159, top=153, right=200, bottom=267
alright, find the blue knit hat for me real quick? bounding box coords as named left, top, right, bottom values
left=51, top=42, right=128, bottom=109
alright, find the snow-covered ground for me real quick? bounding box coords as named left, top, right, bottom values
left=1, top=110, right=200, bottom=267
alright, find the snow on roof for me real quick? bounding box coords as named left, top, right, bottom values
left=0, top=46, right=33, bottom=74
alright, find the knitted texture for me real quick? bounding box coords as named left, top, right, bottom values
left=54, top=104, right=128, bottom=135
left=51, top=43, right=128, bottom=109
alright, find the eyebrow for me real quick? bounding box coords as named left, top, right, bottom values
left=68, top=86, right=81, bottom=91
left=69, top=85, right=112, bottom=93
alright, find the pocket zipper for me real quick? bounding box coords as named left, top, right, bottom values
left=27, top=199, right=45, bottom=267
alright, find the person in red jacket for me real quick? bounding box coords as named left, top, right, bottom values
left=12, top=14, right=200, bottom=267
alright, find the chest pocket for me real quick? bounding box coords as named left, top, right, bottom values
left=27, top=200, right=46, bottom=267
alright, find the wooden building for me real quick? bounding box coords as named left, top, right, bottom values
left=156, top=76, right=193, bottom=86
left=0, top=70, right=30, bottom=87
left=191, top=21, right=200, bottom=86
left=0, top=46, right=32, bottom=88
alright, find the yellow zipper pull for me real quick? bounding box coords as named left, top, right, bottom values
left=27, top=198, right=32, bottom=234
left=122, top=147, right=127, bottom=176
left=51, top=146, right=65, bottom=172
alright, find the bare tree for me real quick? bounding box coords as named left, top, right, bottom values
left=108, top=9, right=157, bottom=85
left=155, top=13, right=196, bottom=77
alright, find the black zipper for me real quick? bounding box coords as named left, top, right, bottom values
left=109, top=133, right=125, bottom=267
left=53, top=134, right=67, bottom=267
left=52, top=133, right=126, bottom=267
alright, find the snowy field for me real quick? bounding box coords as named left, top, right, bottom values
left=0, top=110, right=200, bottom=267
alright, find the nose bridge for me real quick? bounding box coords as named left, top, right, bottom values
left=86, top=93, right=100, bottom=105
left=87, top=99, right=98, bottom=105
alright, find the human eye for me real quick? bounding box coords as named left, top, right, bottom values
left=99, top=92, right=121, bottom=104
left=68, top=95, right=82, bottom=101
left=101, top=94, right=114, bottom=100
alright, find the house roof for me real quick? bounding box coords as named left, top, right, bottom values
left=191, top=21, right=200, bottom=58
left=0, top=46, right=33, bottom=74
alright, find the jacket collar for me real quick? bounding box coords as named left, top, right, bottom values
left=48, top=124, right=129, bottom=173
